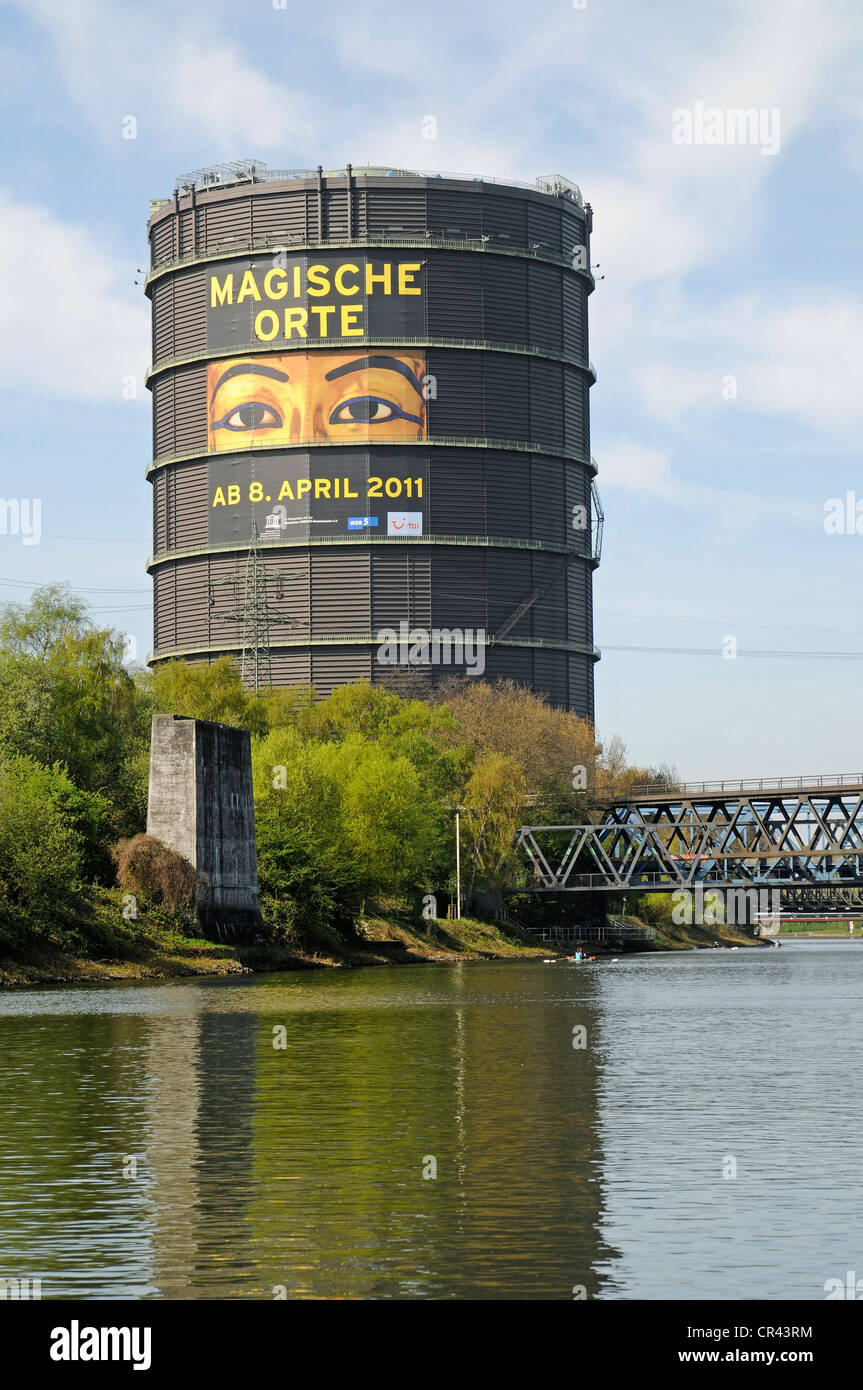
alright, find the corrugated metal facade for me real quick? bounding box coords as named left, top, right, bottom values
left=147, top=170, right=598, bottom=715
left=150, top=254, right=586, bottom=366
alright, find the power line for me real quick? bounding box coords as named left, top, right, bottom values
left=42, top=534, right=148, bottom=543
left=0, top=577, right=149, bottom=594
left=601, top=644, right=863, bottom=659
left=598, top=607, right=863, bottom=638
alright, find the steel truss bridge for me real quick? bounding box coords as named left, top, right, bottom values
left=515, top=775, right=863, bottom=897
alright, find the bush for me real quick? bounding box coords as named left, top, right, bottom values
left=112, top=834, right=197, bottom=913
left=631, top=892, right=677, bottom=930
left=0, top=756, right=85, bottom=928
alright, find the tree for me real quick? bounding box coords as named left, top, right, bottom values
left=461, top=752, right=528, bottom=905
left=320, top=734, right=449, bottom=897
left=148, top=656, right=268, bottom=734
left=306, top=681, right=469, bottom=802
left=0, top=585, right=150, bottom=837
left=252, top=720, right=455, bottom=937
left=257, top=683, right=317, bottom=733
left=0, top=756, right=87, bottom=931
left=0, top=583, right=90, bottom=659
left=441, top=679, right=597, bottom=785
left=251, top=728, right=362, bottom=939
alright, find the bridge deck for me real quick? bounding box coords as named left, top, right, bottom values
left=607, top=774, right=863, bottom=805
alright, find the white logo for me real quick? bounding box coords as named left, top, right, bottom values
left=387, top=511, right=423, bottom=536
left=375, top=621, right=486, bottom=675
left=50, top=1321, right=152, bottom=1370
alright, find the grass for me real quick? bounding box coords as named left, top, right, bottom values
left=777, top=921, right=863, bottom=937
left=0, top=890, right=547, bottom=987
left=639, top=916, right=764, bottom=951
left=5, top=886, right=793, bottom=989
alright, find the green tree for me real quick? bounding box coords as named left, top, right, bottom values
left=148, top=656, right=268, bottom=734
left=0, top=585, right=150, bottom=837
left=321, top=734, right=449, bottom=897
left=461, top=752, right=528, bottom=905
left=307, top=681, right=469, bottom=800
left=0, top=756, right=87, bottom=934
left=0, top=583, right=90, bottom=658
left=252, top=729, right=362, bottom=940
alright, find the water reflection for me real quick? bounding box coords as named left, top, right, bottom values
left=0, top=964, right=612, bottom=1299
left=6, top=945, right=861, bottom=1301
left=10, top=944, right=860, bottom=1300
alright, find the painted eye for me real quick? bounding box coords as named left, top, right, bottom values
left=330, top=396, right=397, bottom=424
left=213, top=402, right=282, bottom=431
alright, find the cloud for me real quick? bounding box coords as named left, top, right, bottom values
left=600, top=443, right=676, bottom=497
left=0, top=192, right=147, bottom=401
left=628, top=295, right=863, bottom=434
left=10, top=0, right=313, bottom=153
left=588, top=0, right=863, bottom=285
left=600, top=439, right=816, bottom=538
left=160, top=38, right=312, bottom=154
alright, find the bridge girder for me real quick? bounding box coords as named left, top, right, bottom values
left=515, top=787, right=863, bottom=893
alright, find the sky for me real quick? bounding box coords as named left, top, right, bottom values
left=0, top=0, right=861, bottom=779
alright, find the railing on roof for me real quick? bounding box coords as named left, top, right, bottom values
left=171, top=161, right=583, bottom=205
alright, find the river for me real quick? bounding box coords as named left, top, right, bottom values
left=1, top=938, right=860, bottom=1300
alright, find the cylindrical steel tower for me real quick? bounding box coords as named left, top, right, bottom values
left=146, top=162, right=600, bottom=714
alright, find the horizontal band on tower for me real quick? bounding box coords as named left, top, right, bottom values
left=149, top=634, right=602, bottom=662
left=146, top=336, right=597, bottom=385
left=146, top=438, right=598, bottom=477
left=146, top=533, right=599, bottom=571
left=146, top=234, right=595, bottom=290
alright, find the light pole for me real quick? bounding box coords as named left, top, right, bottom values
left=455, top=810, right=461, bottom=920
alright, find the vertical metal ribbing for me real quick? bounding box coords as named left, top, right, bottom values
left=147, top=173, right=595, bottom=714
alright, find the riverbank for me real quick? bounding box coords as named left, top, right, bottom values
left=506, top=916, right=759, bottom=954
left=641, top=917, right=765, bottom=950
left=0, top=889, right=779, bottom=988
left=0, top=891, right=549, bottom=987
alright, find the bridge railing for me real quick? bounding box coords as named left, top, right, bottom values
left=521, top=870, right=863, bottom=892
left=610, top=773, right=863, bottom=802
left=534, top=922, right=656, bottom=944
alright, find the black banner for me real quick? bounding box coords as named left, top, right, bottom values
left=208, top=449, right=428, bottom=544
left=5, top=1299, right=853, bottom=1377
left=206, top=254, right=426, bottom=351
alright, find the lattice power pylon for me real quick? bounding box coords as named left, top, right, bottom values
left=208, top=527, right=305, bottom=690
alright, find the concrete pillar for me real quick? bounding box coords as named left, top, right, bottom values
left=147, top=715, right=264, bottom=942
